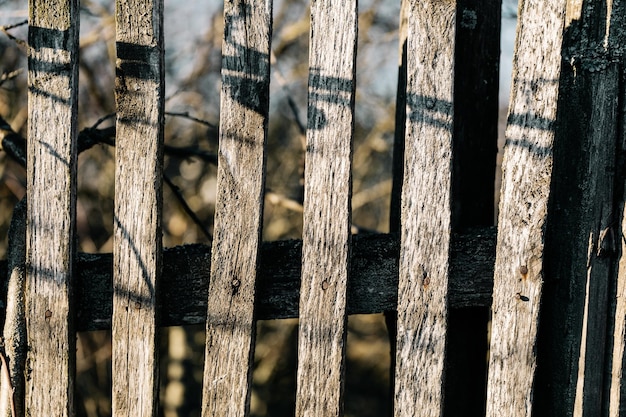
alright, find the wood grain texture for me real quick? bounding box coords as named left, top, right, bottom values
left=609, top=9, right=626, bottom=411
left=571, top=66, right=620, bottom=417
left=112, top=0, right=164, bottom=415
left=610, top=206, right=626, bottom=417
left=201, top=1, right=271, bottom=416
left=444, top=2, right=500, bottom=415
left=486, top=0, right=567, bottom=415
left=0, top=229, right=498, bottom=331
left=393, top=2, right=455, bottom=417
left=24, top=1, right=79, bottom=416
left=531, top=2, right=626, bottom=415
left=296, top=2, right=356, bottom=417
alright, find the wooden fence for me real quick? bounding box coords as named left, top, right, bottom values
left=0, top=0, right=625, bottom=416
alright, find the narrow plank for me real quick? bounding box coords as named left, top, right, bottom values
left=444, top=1, right=500, bottom=415
left=295, top=1, right=357, bottom=416
left=571, top=66, right=620, bottom=417
left=610, top=206, right=626, bottom=417
left=485, top=0, right=567, bottom=415
left=24, top=1, right=79, bottom=416
left=201, top=1, right=271, bottom=416
left=609, top=13, right=626, bottom=412
left=393, top=2, right=456, bottom=416
left=112, top=0, right=164, bottom=415
left=386, top=2, right=409, bottom=413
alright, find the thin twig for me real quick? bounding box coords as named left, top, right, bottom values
left=92, top=113, right=115, bottom=129
left=0, top=115, right=26, bottom=166
left=271, top=50, right=306, bottom=137
left=0, top=20, right=27, bottom=48
left=0, top=69, right=23, bottom=88
left=0, top=20, right=27, bottom=31
left=163, top=175, right=212, bottom=242
left=266, top=191, right=303, bottom=213
left=0, top=113, right=216, bottom=241
left=165, top=111, right=217, bottom=129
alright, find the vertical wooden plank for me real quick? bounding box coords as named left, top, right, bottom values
left=201, top=1, right=271, bottom=416
left=485, top=0, right=567, bottom=415
left=295, top=1, right=356, bottom=417
left=531, top=1, right=626, bottom=415
left=608, top=18, right=626, bottom=413
left=393, top=2, right=455, bottom=417
left=444, top=2, right=500, bottom=416
left=611, top=219, right=626, bottom=417
left=112, top=0, right=164, bottom=414
left=25, top=1, right=79, bottom=416
left=386, top=2, right=409, bottom=414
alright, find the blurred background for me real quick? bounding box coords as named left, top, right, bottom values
left=0, top=0, right=518, bottom=415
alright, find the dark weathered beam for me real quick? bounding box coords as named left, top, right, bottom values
left=0, top=228, right=495, bottom=331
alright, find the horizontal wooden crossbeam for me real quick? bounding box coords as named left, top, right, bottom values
left=0, top=228, right=495, bottom=331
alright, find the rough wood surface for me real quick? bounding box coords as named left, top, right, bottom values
left=24, top=1, right=79, bottom=416
left=296, top=2, right=356, bottom=417
left=611, top=206, right=626, bottom=417
left=444, top=2, right=500, bottom=416
left=486, top=0, right=567, bottom=415
left=532, top=2, right=626, bottom=415
left=608, top=10, right=626, bottom=411
left=112, top=0, right=164, bottom=415
left=201, top=2, right=271, bottom=416
left=393, top=3, right=456, bottom=417
left=0, top=229, right=497, bottom=331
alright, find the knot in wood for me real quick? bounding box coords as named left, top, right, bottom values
left=460, top=9, right=477, bottom=29
left=519, top=265, right=528, bottom=278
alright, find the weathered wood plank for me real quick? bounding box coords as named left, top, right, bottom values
left=296, top=2, right=357, bottom=417
left=0, top=229, right=496, bottom=331
left=445, top=2, right=501, bottom=415
left=53, top=229, right=495, bottom=330
left=393, top=2, right=456, bottom=416
left=112, top=0, right=164, bottom=415
left=570, top=66, right=620, bottom=417
left=201, top=1, right=271, bottom=416
left=610, top=208, right=626, bottom=417
left=486, top=0, right=567, bottom=415
left=608, top=16, right=626, bottom=413
left=24, top=1, right=79, bottom=416
left=386, top=2, right=409, bottom=413
left=531, top=2, right=626, bottom=415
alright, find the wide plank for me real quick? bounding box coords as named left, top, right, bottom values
left=295, top=2, right=357, bottom=417
left=393, top=2, right=456, bottom=416
left=485, top=0, right=567, bottom=415
left=24, top=1, right=79, bottom=416
left=112, top=0, right=164, bottom=415
left=201, top=1, right=272, bottom=416
left=532, top=2, right=626, bottom=415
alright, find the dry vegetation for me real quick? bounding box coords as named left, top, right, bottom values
left=0, top=0, right=400, bottom=416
